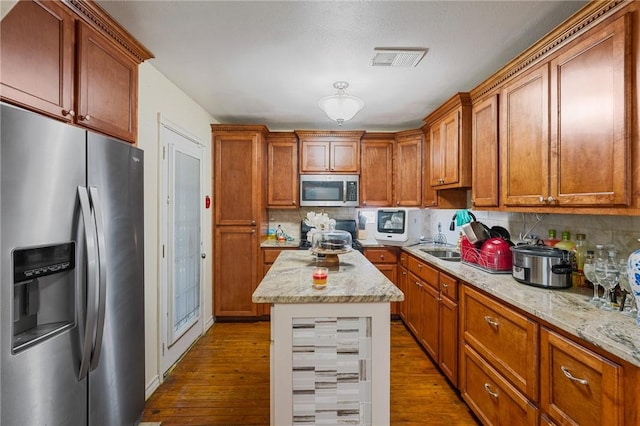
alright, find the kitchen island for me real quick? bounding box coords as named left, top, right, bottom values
left=252, top=249, right=403, bottom=426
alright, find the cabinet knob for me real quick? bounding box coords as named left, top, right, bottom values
left=251, top=220, right=256, bottom=225
left=363, top=201, right=367, bottom=206
left=431, top=201, right=437, bottom=206
left=442, top=283, right=448, bottom=288
left=547, top=196, right=556, bottom=204
left=79, top=114, right=91, bottom=121
left=380, top=255, right=385, bottom=260
left=62, top=109, right=75, bottom=117
left=201, top=253, right=206, bottom=259
left=292, top=201, right=296, bottom=205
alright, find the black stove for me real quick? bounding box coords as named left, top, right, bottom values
left=299, top=219, right=364, bottom=253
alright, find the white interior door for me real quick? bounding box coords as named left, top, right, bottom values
left=160, top=118, right=204, bottom=375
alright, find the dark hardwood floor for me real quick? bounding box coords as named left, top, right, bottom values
left=142, top=320, right=479, bottom=425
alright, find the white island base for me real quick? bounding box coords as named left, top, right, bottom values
left=270, top=302, right=390, bottom=426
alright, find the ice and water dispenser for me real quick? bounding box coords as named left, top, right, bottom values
left=12, top=242, right=76, bottom=352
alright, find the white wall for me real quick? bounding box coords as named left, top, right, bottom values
left=137, top=62, right=216, bottom=397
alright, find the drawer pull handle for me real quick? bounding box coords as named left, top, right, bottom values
left=484, top=316, right=499, bottom=329
left=483, top=383, right=498, bottom=399
left=561, top=366, right=588, bottom=385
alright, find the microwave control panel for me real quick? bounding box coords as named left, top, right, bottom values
left=346, top=181, right=358, bottom=202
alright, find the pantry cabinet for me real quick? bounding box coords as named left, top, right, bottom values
left=360, top=133, right=394, bottom=207
left=0, top=0, right=151, bottom=143
left=471, top=94, right=499, bottom=208
left=394, top=130, right=423, bottom=206
left=267, top=132, right=298, bottom=208
left=296, top=130, right=363, bottom=173
left=424, top=93, right=472, bottom=189
left=213, top=125, right=269, bottom=318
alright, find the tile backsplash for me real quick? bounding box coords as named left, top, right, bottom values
left=268, top=208, right=640, bottom=257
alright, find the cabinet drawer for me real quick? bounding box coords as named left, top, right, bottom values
left=364, top=247, right=397, bottom=264
left=408, top=256, right=438, bottom=287
left=461, top=286, right=539, bottom=401
left=439, top=272, right=458, bottom=301
left=460, top=344, right=539, bottom=426
left=540, top=328, right=623, bottom=426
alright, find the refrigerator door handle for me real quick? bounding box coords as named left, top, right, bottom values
left=89, top=186, right=107, bottom=371
left=78, top=187, right=99, bottom=380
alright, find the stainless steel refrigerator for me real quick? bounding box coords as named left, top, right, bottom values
left=0, top=103, right=145, bottom=425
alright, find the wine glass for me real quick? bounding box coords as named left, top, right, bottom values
left=597, top=251, right=620, bottom=311
left=583, top=256, right=601, bottom=306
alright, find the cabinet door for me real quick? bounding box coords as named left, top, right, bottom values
left=395, top=135, right=422, bottom=206
left=420, top=282, right=439, bottom=361
left=439, top=295, right=458, bottom=386
left=397, top=265, right=408, bottom=321
left=214, top=132, right=261, bottom=226
left=0, top=0, right=74, bottom=120
left=472, top=94, right=499, bottom=207
left=441, top=109, right=461, bottom=185
left=300, top=141, right=330, bottom=172
left=406, top=273, right=423, bottom=338
left=550, top=14, right=630, bottom=206
left=461, top=286, right=539, bottom=401
left=214, top=226, right=258, bottom=317
left=267, top=136, right=298, bottom=208
left=76, top=22, right=138, bottom=142
left=540, top=328, right=623, bottom=426
left=501, top=63, right=550, bottom=206
left=330, top=140, right=359, bottom=172
left=461, top=345, right=539, bottom=426
left=360, top=139, right=393, bottom=207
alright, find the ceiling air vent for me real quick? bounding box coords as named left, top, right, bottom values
left=371, top=48, right=428, bottom=68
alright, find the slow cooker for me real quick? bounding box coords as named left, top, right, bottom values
left=510, top=245, right=574, bottom=288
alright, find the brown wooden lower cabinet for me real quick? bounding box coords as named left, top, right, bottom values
left=396, top=253, right=636, bottom=425
left=460, top=344, right=539, bottom=426
left=259, top=247, right=295, bottom=317
left=364, top=247, right=398, bottom=314
left=404, top=253, right=459, bottom=386
left=540, top=328, right=624, bottom=426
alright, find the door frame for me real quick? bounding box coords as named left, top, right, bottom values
left=158, top=114, right=206, bottom=377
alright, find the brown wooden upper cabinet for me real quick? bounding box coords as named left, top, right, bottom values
left=296, top=130, right=363, bottom=173
left=501, top=13, right=630, bottom=208
left=213, top=126, right=269, bottom=226
left=471, top=94, right=499, bottom=208
left=424, top=93, right=472, bottom=189
left=0, top=0, right=152, bottom=143
left=267, top=132, right=298, bottom=208
left=394, top=130, right=423, bottom=206
left=360, top=133, right=394, bottom=207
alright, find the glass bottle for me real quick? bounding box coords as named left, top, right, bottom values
left=572, top=233, right=587, bottom=287
left=544, top=229, right=560, bottom=247
left=275, top=224, right=285, bottom=242
left=583, top=250, right=600, bottom=305
left=554, top=231, right=576, bottom=251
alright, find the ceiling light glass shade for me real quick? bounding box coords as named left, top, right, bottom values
left=318, top=81, right=365, bottom=126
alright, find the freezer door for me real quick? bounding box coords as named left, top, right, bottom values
left=1, top=104, right=88, bottom=425
left=87, top=133, right=145, bottom=425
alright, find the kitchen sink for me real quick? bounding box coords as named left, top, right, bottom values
left=419, top=248, right=461, bottom=262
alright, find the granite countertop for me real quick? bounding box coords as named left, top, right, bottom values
left=402, top=245, right=640, bottom=368
left=260, top=238, right=300, bottom=249
left=252, top=250, right=404, bottom=304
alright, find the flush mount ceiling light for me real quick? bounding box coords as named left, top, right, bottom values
left=318, top=81, right=365, bottom=126
left=371, top=48, right=428, bottom=67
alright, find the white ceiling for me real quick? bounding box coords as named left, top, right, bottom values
left=97, top=1, right=587, bottom=132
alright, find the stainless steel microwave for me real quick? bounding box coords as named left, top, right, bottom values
left=299, top=174, right=359, bottom=207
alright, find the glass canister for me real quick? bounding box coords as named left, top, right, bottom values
left=627, top=239, right=640, bottom=326
left=311, top=229, right=352, bottom=253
